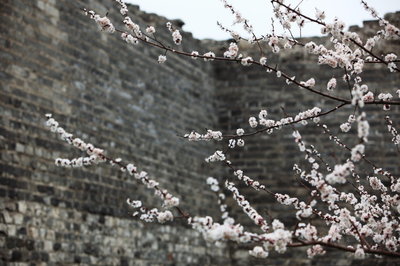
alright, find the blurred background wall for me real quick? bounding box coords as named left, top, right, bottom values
left=0, top=0, right=399, bottom=265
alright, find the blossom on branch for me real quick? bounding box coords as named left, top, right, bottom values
left=47, top=0, right=400, bottom=260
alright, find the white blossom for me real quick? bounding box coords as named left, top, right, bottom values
left=158, top=55, right=167, bottom=64
left=203, top=52, right=216, bottom=61
left=307, top=245, right=325, bottom=258
left=205, top=150, right=226, bottom=163
left=94, top=15, right=115, bottom=33
left=146, top=26, right=155, bottom=34
left=249, top=246, right=268, bottom=258
left=315, top=8, right=326, bottom=20
left=340, top=122, right=351, bottom=132
left=354, top=246, right=365, bottom=259
left=237, top=139, right=245, bottom=147
left=157, top=210, right=173, bottom=223
left=241, top=56, right=253, bottom=66
left=260, top=56, right=267, bottom=65
left=249, top=117, right=258, bottom=128
left=191, top=51, right=199, bottom=59
left=236, top=128, right=244, bottom=136
left=172, top=30, right=182, bottom=45
left=327, top=78, right=336, bottom=90
left=224, top=42, right=239, bottom=58
left=351, top=144, right=365, bottom=162
left=126, top=163, right=137, bottom=174
left=326, top=162, right=353, bottom=184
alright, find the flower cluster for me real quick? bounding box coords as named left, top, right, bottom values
left=45, top=114, right=106, bottom=164
left=203, top=51, right=216, bottom=61
left=185, top=130, right=223, bottom=141
left=171, top=30, right=182, bottom=45
left=188, top=216, right=246, bottom=244
left=300, top=78, right=316, bottom=88
left=378, top=92, right=393, bottom=110
left=225, top=181, right=269, bottom=232
left=357, top=112, right=370, bottom=142
left=275, top=193, right=315, bottom=220
left=294, top=107, right=321, bottom=122
left=351, top=144, right=365, bottom=162
left=247, top=107, right=321, bottom=136
left=54, top=156, right=100, bottom=167
left=123, top=16, right=142, bottom=37
left=220, top=0, right=255, bottom=35
left=84, top=10, right=115, bottom=33
left=115, top=0, right=128, bottom=15
left=340, top=114, right=356, bottom=133
left=205, top=150, right=226, bottom=163
left=295, top=223, right=318, bottom=241
left=249, top=246, right=269, bottom=258
left=385, top=116, right=400, bottom=145
left=241, top=56, right=253, bottom=66
left=233, top=169, right=265, bottom=190
left=326, top=162, right=353, bottom=184
left=260, top=222, right=292, bottom=254
left=45, top=114, right=180, bottom=216
left=361, top=0, right=400, bottom=39
left=307, top=244, right=326, bottom=258
left=127, top=199, right=174, bottom=223
left=228, top=138, right=245, bottom=148
left=206, top=177, right=220, bottom=192
left=65, top=0, right=400, bottom=260
left=223, top=42, right=239, bottom=58
left=121, top=32, right=138, bottom=45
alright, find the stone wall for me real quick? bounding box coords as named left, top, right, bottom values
left=0, top=0, right=228, bottom=264
left=211, top=14, right=400, bottom=266
left=0, top=0, right=399, bottom=265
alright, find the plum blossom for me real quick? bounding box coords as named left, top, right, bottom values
left=224, top=42, right=239, bottom=58
left=362, top=91, right=374, bottom=102
left=249, top=246, right=268, bottom=258
left=203, top=51, right=216, bottom=61
left=301, top=78, right=316, bottom=88
left=241, top=56, right=253, bottom=66
left=259, top=56, right=267, bottom=65
left=378, top=93, right=393, bottom=110
left=191, top=51, right=199, bottom=59
left=226, top=181, right=269, bottom=232
left=315, top=8, right=326, bottom=20
left=158, top=55, right=167, bottom=64
left=95, top=15, right=115, bottom=33
left=146, top=26, right=155, bottom=34
left=340, top=122, right=351, bottom=132
left=354, top=245, right=365, bottom=259
left=55, top=0, right=400, bottom=259
left=205, top=150, right=226, bottom=163
left=327, top=78, right=336, bottom=90
left=172, top=30, right=182, bottom=45
left=236, top=128, right=244, bottom=136
left=307, top=245, right=326, bottom=258
left=249, top=117, right=258, bottom=128
left=351, top=144, right=365, bottom=162
left=357, top=113, right=369, bottom=142
left=237, top=139, right=245, bottom=147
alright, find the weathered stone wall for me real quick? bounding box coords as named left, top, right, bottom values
left=211, top=14, right=400, bottom=266
left=0, top=0, right=399, bottom=265
left=0, top=0, right=228, bottom=264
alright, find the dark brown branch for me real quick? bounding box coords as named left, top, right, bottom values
left=288, top=241, right=400, bottom=257
left=223, top=102, right=347, bottom=138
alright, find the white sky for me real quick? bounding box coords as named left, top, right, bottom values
left=126, top=0, right=400, bottom=40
